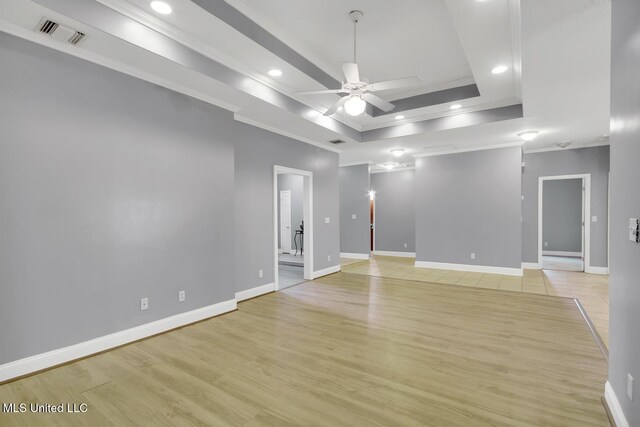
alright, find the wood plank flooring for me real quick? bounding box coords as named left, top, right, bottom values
left=342, top=256, right=610, bottom=347
left=0, top=273, right=609, bottom=426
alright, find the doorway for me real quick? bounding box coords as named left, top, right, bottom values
left=274, top=166, right=313, bottom=290
left=369, top=190, right=375, bottom=252
left=538, top=174, right=590, bottom=272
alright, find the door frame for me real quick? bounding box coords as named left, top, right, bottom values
left=274, top=166, right=313, bottom=290
left=279, top=190, right=292, bottom=254
left=538, top=174, right=591, bottom=271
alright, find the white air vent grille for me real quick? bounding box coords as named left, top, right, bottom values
left=36, top=18, right=86, bottom=46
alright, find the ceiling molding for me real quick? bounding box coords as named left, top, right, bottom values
left=370, top=166, right=415, bottom=174
left=508, top=0, right=523, bottom=100
left=234, top=114, right=343, bottom=154
left=339, top=161, right=372, bottom=167
left=371, top=84, right=481, bottom=117
left=413, top=141, right=523, bottom=158
left=523, top=141, right=610, bottom=154
left=0, top=19, right=240, bottom=113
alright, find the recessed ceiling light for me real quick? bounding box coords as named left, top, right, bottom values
left=150, top=1, right=172, bottom=14
left=390, top=148, right=405, bottom=157
left=381, top=163, right=397, bottom=170
left=518, top=130, right=539, bottom=141
left=450, top=104, right=462, bottom=110
left=268, top=69, right=282, bottom=77
left=491, top=65, right=509, bottom=74
left=394, top=115, right=405, bottom=120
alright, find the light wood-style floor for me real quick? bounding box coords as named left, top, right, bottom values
left=341, top=256, right=610, bottom=347
left=0, top=272, right=609, bottom=426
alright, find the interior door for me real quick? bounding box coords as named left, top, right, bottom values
left=280, top=190, right=292, bottom=254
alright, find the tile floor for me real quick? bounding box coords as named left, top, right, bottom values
left=542, top=255, right=584, bottom=271
left=340, top=255, right=610, bottom=347
left=278, top=264, right=305, bottom=289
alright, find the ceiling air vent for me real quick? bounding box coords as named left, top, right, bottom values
left=37, top=18, right=86, bottom=46
left=328, top=139, right=346, bottom=145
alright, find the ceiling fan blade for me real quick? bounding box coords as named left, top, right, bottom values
left=294, top=89, right=347, bottom=96
left=342, top=62, right=360, bottom=84
left=363, top=93, right=395, bottom=112
left=368, top=76, right=423, bottom=92
left=324, top=96, right=349, bottom=116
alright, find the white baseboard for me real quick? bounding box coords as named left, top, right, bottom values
left=373, top=251, right=416, bottom=258
left=0, top=299, right=237, bottom=383
left=586, top=266, right=609, bottom=275
left=605, top=381, right=630, bottom=427
left=236, top=283, right=275, bottom=302
left=415, top=261, right=523, bottom=277
left=311, top=264, right=341, bottom=279
left=542, top=250, right=582, bottom=257
left=521, top=262, right=542, bottom=270
left=340, top=252, right=370, bottom=260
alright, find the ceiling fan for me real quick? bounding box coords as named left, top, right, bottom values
left=294, top=10, right=423, bottom=117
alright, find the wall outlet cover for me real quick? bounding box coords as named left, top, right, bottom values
left=470, top=253, right=476, bottom=260
left=140, top=297, right=149, bottom=311
left=259, top=269, right=263, bottom=278
left=325, top=217, right=330, bottom=224
left=352, top=214, right=357, bottom=220
left=178, top=291, right=185, bottom=302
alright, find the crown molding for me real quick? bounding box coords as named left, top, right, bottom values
left=413, top=142, right=523, bottom=158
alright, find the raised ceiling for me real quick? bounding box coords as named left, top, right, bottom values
left=0, top=0, right=610, bottom=169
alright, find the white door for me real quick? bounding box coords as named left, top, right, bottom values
left=280, top=190, right=292, bottom=254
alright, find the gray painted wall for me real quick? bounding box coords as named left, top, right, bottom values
left=522, top=146, right=609, bottom=266
left=0, top=33, right=235, bottom=364
left=609, top=0, right=640, bottom=423
left=234, top=128, right=340, bottom=293
left=277, top=174, right=304, bottom=250
left=371, top=170, right=415, bottom=253
left=542, top=179, right=583, bottom=253
left=415, top=147, right=522, bottom=269
left=339, top=165, right=370, bottom=255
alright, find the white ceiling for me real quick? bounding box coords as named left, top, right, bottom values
left=0, top=0, right=611, bottom=169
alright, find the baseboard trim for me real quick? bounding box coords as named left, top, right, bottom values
left=586, top=266, right=609, bottom=275
left=373, top=251, right=416, bottom=258
left=236, top=283, right=275, bottom=302
left=542, top=251, right=582, bottom=257
left=311, top=264, right=341, bottom=279
left=415, top=261, right=523, bottom=277
left=0, top=299, right=237, bottom=383
left=605, top=381, right=630, bottom=427
left=521, top=262, right=542, bottom=270
left=340, top=252, right=370, bottom=260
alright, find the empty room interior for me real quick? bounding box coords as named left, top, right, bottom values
left=1, top=0, right=639, bottom=426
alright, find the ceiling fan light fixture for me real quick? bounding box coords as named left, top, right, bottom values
left=344, top=96, right=366, bottom=116
left=150, top=1, right=172, bottom=14
left=390, top=148, right=405, bottom=157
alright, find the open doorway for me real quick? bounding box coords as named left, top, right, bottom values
left=274, top=166, right=313, bottom=290
left=539, top=174, right=590, bottom=272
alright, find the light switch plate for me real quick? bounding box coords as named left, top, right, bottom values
left=178, top=291, right=185, bottom=303
left=258, top=269, right=263, bottom=278
left=352, top=214, right=357, bottom=220
left=325, top=217, right=330, bottom=224
left=470, top=253, right=476, bottom=260
left=592, top=216, right=597, bottom=222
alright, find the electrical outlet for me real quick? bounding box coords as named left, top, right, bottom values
left=352, top=214, right=357, bottom=220
left=470, top=253, right=476, bottom=260
left=629, top=374, right=634, bottom=401
left=258, top=269, right=263, bottom=278
left=328, top=255, right=331, bottom=262
left=592, top=216, right=598, bottom=222
left=325, top=217, right=330, bottom=224
left=404, top=243, right=407, bottom=248
left=178, top=291, right=185, bottom=302
left=140, top=297, right=148, bottom=311
left=544, top=241, right=548, bottom=247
